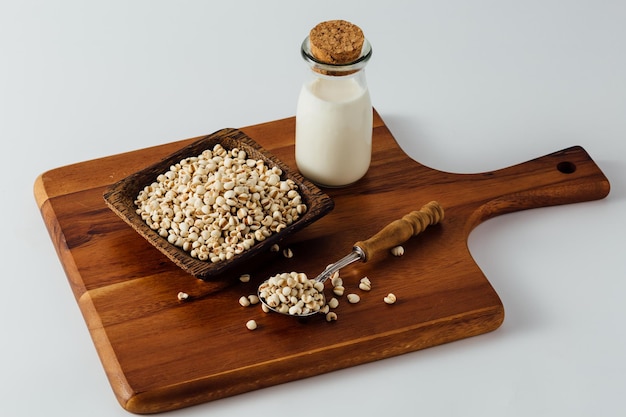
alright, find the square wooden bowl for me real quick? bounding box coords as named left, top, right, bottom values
left=103, top=128, right=334, bottom=280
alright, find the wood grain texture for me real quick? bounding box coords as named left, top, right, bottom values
left=34, top=111, right=610, bottom=413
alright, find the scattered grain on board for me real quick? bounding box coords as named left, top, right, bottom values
left=333, top=285, right=345, bottom=296
left=390, top=246, right=404, bottom=256
left=347, top=293, right=360, bottom=304
left=383, top=293, right=397, bottom=304
left=359, top=276, right=372, bottom=291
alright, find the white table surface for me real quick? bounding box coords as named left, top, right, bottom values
left=2, top=1, right=625, bottom=416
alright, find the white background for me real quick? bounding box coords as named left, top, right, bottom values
left=2, top=1, right=625, bottom=416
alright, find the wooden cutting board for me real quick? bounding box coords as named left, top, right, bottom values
left=34, top=111, right=610, bottom=414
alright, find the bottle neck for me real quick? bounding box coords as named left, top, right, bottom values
left=300, top=36, right=372, bottom=76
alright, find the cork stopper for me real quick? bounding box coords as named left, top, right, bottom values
left=309, top=20, right=365, bottom=65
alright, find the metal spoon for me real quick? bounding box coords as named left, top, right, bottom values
left=257, top=201, right=444, bottom=317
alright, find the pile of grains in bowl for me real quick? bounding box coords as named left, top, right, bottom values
left=134, top=143, right=307, bottom=263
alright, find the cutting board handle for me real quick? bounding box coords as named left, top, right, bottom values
left=465, top=145, right=610, bottom=229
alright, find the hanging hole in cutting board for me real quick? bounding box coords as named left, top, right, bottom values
left=557, top=161, right=577, bottom=174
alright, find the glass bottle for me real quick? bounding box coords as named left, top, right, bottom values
left=295, top=36, right=373, bottom=187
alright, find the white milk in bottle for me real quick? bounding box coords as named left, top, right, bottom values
left=295, top=20, right=373, bottom=187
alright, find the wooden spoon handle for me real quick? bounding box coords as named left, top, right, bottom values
left=354, top=201, right=444, bottom=263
